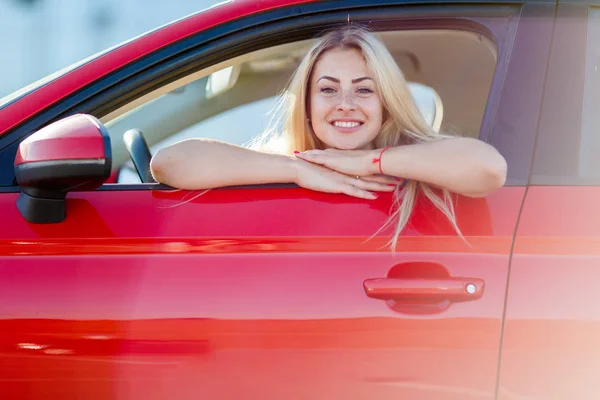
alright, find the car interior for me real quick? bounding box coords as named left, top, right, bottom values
left=100, top=29, right=498, bottom=184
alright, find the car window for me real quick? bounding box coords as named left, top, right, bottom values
left=117, top=96, right=278, bottom=183
left=104, top=40, right=311, bottom=179
left=105, top=29, right=496, bottom=183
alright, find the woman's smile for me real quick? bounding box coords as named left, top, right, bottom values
left=329, top=118, right=365, bottom=133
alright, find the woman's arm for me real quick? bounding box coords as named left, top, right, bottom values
left=375, top=138, right=507, bottom=197
left=295, top=137, right=507, bottom=198
left=150, top=139, right=297, bottom=189
left=150, top=138, right=395, bottom=198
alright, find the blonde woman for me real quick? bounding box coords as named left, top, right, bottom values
left=150, top=27, right=507, bottom=247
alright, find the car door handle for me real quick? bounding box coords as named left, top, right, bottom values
left=363, top=277, right=484, bottom=302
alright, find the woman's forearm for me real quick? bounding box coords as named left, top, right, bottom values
left=150, top=139, right=298, bottom=189
left=374, top=138, right=507, bottom=197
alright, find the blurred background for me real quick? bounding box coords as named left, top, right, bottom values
left=0, top=0, right=222, bottom=98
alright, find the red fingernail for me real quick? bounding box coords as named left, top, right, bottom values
left=293, top=150, right=300, bottom=155
left=388, top=184, right=397, bottom=187
left=372, top=193, right=379, bottom=198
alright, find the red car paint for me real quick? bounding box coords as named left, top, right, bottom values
left=0, top=187, right=523, bottom=399
left=498, top=188, right=600, bottom=398
left=14, top=115, right=107, bottom=165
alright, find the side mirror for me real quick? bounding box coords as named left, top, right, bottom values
left=14, top=114, right=112, bottom=224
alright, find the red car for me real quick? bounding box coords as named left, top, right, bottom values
left=0, top=0, right=597, bottom=398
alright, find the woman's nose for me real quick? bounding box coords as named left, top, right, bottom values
left=337, top=91, right=356, bottom=111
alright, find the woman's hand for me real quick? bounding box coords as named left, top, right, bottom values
left=295, top=148, right=403, bottom=185
left=295, top=138, right=507, bottom=198
left=293, top=158, right=395, bottom=200
left=295, top=148, right=377, bottom=177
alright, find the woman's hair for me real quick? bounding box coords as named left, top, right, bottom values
left=253, top=26, right=462, bottom=248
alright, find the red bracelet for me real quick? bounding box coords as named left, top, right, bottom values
left=372, top=146, right=392, bottom=175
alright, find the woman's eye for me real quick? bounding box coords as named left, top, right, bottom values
left=357, top=87, right=374, bottom=94
left=320, top=87, right=336, bottom=94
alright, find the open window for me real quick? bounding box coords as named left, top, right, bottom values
left=102, top=29, right=497, bottom=184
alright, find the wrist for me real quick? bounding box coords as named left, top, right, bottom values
left=363, top=149, right=379, bottom=176
left=367, top=148, right=383, bottom=175
left=370, top=146, right=398, bottom=176
left=280, top=154, right=302, bottom=184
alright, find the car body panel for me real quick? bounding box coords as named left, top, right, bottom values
left=499, top=188, right=600, bottom=399
left=0, top=186, right=523, bottom=399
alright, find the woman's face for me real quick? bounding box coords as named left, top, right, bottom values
left=309, top=47, right=384, bottom=150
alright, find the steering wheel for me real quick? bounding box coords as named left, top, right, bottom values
left=123, top=129, right=155, bottom=183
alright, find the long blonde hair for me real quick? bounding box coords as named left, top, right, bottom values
left=253, top=26, right=462, bottom=248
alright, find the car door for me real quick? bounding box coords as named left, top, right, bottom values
left=498, top=2, right=600, bottom=398
left=0, top=2, right=552, bottom=399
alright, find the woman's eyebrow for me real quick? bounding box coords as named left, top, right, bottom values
left=351, top=77, right=373, bottom=83
left=317, top=76, right=340, bottom=83
left=316, top=76, right=373, bottom=83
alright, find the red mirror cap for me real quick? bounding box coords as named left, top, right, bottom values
left=14, top=114, right=110, bottom=166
